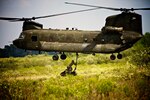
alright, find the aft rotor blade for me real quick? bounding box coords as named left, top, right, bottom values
left=65, top=2, right=120, bottom=11
left=34, top=8, right=101, bottom=19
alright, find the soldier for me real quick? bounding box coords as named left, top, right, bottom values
left=60, top=60, right=77, bottom=76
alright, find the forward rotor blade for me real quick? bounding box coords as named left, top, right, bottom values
left=133, top=8, right=150, bottom=10
left=0, top=8, right=101, bottom=22
left=65, top=2, right=120, bottom=11
left=0, top=17, right=33, bottom=21
left=34, top=8, right=101, bottom=19
left=0, top=17, right=21, bottom=21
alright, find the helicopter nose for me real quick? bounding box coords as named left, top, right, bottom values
left=13, top=39, right=23, bottom=49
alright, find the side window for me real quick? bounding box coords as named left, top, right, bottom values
left=31, top=36, right=37, bottom=42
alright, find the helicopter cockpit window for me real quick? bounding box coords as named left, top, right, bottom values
left=19, top=33, right=25, bottom=39
left=31, top=36, right=37, bottom=42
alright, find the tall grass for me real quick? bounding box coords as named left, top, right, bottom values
left=0, top=54, right=150, bottom=99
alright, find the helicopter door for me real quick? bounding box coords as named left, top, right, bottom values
left=31, top=35, right=40, bottom=50
left=26, top=34, right=40, bottom=50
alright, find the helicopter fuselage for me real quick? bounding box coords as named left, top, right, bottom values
left=13, top=28, right=142, bottom=54
left=13, top=12, right=143, bottom=60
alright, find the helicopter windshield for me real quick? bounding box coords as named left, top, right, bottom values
left=19, top=32, right=25, bottom=39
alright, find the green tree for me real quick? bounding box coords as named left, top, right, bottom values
left=131, top=32, right=150, bottom=68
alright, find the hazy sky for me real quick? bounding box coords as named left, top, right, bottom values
left=0, top=0, right=150, bottom=48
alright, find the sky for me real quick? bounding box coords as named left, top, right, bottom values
left=0, top=0, right=150, bottom=48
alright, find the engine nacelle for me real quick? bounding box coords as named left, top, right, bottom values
left=102, top=26, right=123, bottom=34
left=23, top=21, right=43, bottom=31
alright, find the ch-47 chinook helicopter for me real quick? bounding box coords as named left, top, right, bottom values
left=0, top=2, right=150, bottom=75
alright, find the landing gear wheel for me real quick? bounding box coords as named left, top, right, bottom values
left=110, top=54, right=116, bottom=60
left=117, top=54, right=122, bottom=59
left=52, top=54, right=59, bottom=60
left=60, top=54, right=67, bottom=60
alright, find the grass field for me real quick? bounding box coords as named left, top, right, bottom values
left=0, top=53, right=150, bottom=100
